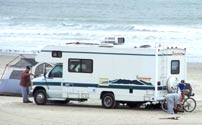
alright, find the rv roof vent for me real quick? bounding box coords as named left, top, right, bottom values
left=102, top=37, right=125, bottom=45
left=139, top=45, right=151, bottom=48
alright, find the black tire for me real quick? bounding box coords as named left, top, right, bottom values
left=101, top=93, right=117, bottom=109
left=183, top=97, right=196, bottom=112
left=161, top=100, right=168, bottom=112
left=34, top=90, right=47, bottom=105
left=65, top=100, right=70, bottom=104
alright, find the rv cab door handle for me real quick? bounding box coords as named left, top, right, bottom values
left=64, top=84, right=73, bottom=87
left=47, top=77, right=54, bottom=79
left=64, top=84, right=69, bottom=86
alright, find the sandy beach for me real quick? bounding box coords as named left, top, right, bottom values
left=0, top=52, right=202, bottom=125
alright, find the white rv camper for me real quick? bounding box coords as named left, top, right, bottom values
left=31, top=39, right=187, bottom=109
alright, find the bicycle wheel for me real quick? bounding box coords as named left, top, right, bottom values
left=183, top=97, right=196, bottom=112
left=161, top=100, right=168, bottom=112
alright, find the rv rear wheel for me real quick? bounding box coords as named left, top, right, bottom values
left=102, top=93, right=117, bottom=109
left=34, top=90, right=47, bottom=105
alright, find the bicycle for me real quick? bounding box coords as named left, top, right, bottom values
left=161, top=93, right=197, bottom=112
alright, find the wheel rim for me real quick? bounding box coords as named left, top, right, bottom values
left=104, top=96, right=113, bottom=107
left=36, top=93, right=45, bottom=104
left=183, top=98, right=196, bottom=112
left=161, top=100, right=168, bottom=112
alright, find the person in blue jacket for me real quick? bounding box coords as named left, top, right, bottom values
left=178, top=80, right=185, bottom=92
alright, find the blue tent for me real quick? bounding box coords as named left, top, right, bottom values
left=0, top=56, right=36, bottom=96
left=0, top=79, right=21, bottom=96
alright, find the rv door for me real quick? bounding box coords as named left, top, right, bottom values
left=45, top=64, right=63, bottom=98
left=167, top=56, right=186, bottom=93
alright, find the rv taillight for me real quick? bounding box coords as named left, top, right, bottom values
left=157, top=81, right=161, bottom=86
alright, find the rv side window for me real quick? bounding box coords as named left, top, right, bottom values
left=68, top=59, right=93, bottom=73
left=49, top=64, right=63, bottom=78
left=52, top=51, right=62, bottom=58
left=171, top=60, right=180, bottom=74
left=117, top=37, right=125, bottom=44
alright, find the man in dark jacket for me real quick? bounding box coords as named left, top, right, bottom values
left=20, top=66, right=32, bottom=103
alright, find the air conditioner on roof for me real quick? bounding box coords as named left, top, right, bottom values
left=103, top=37, right=125, bottom=45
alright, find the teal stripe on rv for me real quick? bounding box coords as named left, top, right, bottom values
left=34, top=82, right=61, bottom=86
left=33, top=82, right=167, bottom=90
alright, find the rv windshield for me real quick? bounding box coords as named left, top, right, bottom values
left=48, top=64, right=63, bottom=78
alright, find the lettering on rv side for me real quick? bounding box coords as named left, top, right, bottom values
left=172, top=51, right=185, bottom=56
left=99, top=78, right=109, bottom=86
left=136, top=75, right=152, bottom=81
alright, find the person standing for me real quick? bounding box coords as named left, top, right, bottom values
left=19, top=66, right=32, bottom=103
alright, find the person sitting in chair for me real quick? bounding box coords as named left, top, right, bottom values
left=178, top=80, right=193, bottom=97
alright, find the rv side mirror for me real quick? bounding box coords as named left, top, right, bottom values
left=43, top=68, right=47, bottom=78
left=43, top=63, right=47, bottom=78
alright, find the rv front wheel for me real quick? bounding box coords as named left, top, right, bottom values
left=102, top=93, right=116, bottom=109
left=34, top=90, right=47, bottom=105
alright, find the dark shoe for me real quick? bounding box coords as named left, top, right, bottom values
left=27, top=100, right=33, bottom=103
left=173, top=109, right=178, bottom=114
left=23, top=100, right=32, bottom=103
